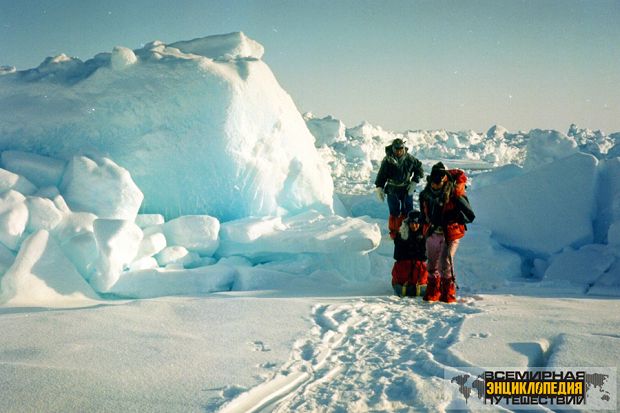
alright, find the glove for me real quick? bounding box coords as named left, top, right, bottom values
left=407, top=182, right=416, bottom=195
left=375, top=187, right=385, bottom=202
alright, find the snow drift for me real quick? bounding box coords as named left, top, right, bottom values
left=0, top=32, right=333, bottom=222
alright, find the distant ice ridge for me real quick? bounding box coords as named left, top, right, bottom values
left=304, top=112, right=618, bottom=194
left=0, top=150, right=380, bottom=306
left=0, top=32, right=333, bottom=222
left=304, top=113, right=620, bottom=296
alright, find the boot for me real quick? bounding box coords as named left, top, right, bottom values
left=440, top=277, right=457, bottom=303
left=423, top=275, right=441, bottom=302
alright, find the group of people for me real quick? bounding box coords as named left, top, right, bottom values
left=374, top=138, right=475, bottom=303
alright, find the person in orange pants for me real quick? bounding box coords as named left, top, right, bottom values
left=419, top=162, right=475, bottom=303
left=374, top=138, right=424, bottom=239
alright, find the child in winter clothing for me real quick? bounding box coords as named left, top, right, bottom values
left=391, top=210, right=428, bottom=297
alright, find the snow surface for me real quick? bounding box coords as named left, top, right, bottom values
left=1, top=32, right=619, bottom=412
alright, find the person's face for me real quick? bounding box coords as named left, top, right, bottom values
left=394, top=147, right=405, bottom=158
left=409, top=221, right=420, bottom=231
left=430, top=175, right=447, bottom=190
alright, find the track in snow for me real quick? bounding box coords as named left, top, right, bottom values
left=218, top=296, right=481, bottom=412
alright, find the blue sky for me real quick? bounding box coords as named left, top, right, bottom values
left=1, top=0, right=619, bottom=133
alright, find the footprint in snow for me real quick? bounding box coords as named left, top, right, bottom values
left=251, top=340, right=271, bottom=352
left=259, top=361, right=278, bottom=369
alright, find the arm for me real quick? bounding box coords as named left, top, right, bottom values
left=411, top=157, right=424, bottom=183
left=455, top=195, right=475, bottom=224
left=374, top=159, right=388, bottom=189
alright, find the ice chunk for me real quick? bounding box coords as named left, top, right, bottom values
left=455, top=225, right=523, bottom=291
left=304, top=113, right=347, bottom=146
left=109, top=264, right=236, bottom=298
left=35, top=186, right=71, bottom=213
left=135, top=231, right=167, bottom=260
left=219, top=216, right=284, bottom=243
left=60, top=156, right=143, bottom=220
left=50, top=212, right=99, bottom=277
left=25, top=196, right=65, bottom=232
left=0, top=242, right=15, bottom=275
left=0, top=190, right=29, bottom=251
left=155, top=246, right=200, bottom=268
left=168, top=31, right=264, bottom=60
left=588, top=259, right=620, bottom=297
left=127, top=256, right=159, bottom=272
left=51, top=212, right=97, bottom=242
left=1, top=150, right=66, bottom=188
left=162, top=215, right=220, bottom=256
left=594, top=158, right=620, bottom=243
left=111, top=46, right=138, bottom=70
left=523, top=129, right=578, bottom=170
left=58, top=231, right=98, bottom=277
left=218, top=211, right=381, bottom=257
left=90, top=219, right=143, bottom=292
left=543, top=244, right=616, bottom=292
left=608, top=221, right=620, bottom=246
left=135, top=214, right=165, bottom=228
left=0, top=33, right=333, bottom=221
left=0, top=168, right=37, bottom=195
left=0, top=230, right=99, bottom=307
left=471, top=153, right=598, bottom=256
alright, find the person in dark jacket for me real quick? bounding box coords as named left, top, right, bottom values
left=419, top=162, right=475, bottom=303
left=374, top=138, right=424, bottom=239
left=391, top=210, right=428, bottom=297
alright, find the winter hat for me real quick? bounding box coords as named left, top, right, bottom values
left=392, top=138, right=405, bottom=150
left=407, top=210, right=422, bottom=223
left=430, top=162, right=447, bottom=183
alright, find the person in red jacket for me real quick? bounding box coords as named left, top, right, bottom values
left=419, top=162, right=475, bottom=303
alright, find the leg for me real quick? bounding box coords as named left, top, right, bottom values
left=402, top=192, right=414, bottom=216
left=425, top=233, right=443, bottom=279
left=386, top=192, right=401, bottom=239
left=423, top=233, right=443, bottom=302
left=440, top=239, right=460, bottom=303
left=440, top=239, right=460, bottom=280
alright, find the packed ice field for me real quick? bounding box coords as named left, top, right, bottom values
left=0, top=32, right=618, bottom=412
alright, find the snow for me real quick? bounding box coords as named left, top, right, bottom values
left=0, top=230, right=99, bottom=307
left=168, top=32, right=265, bottom=60
left=1, top=31, right=619, bottom=412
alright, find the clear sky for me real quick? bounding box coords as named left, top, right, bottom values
left=1, top=0, right=619, bottom=133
